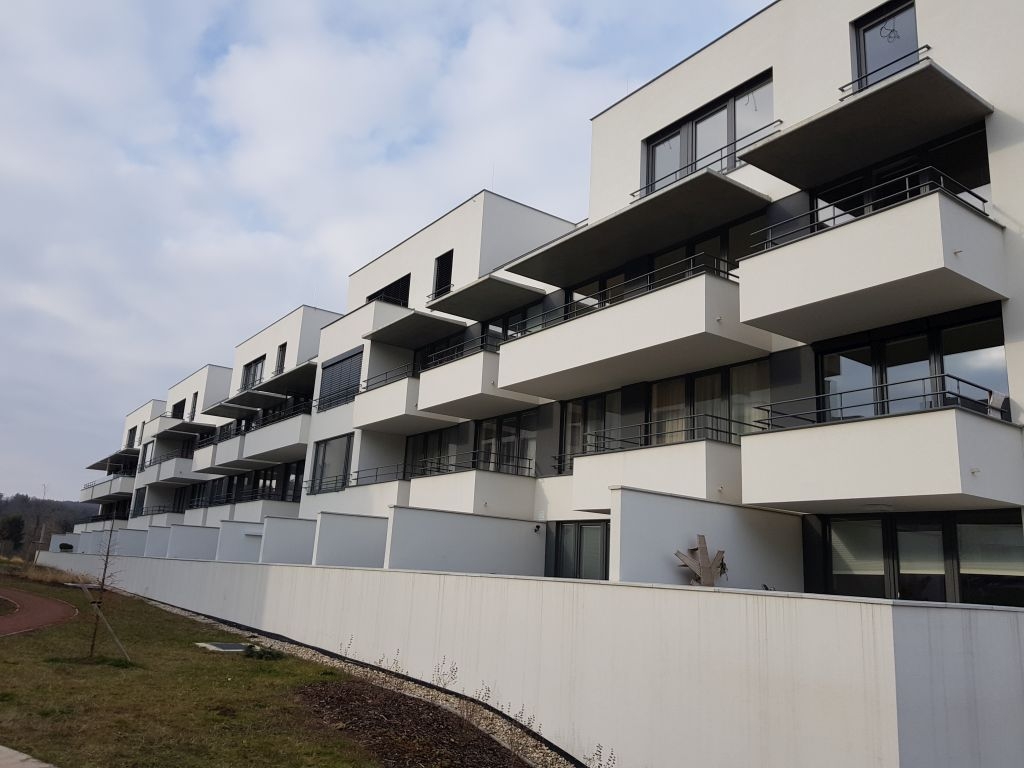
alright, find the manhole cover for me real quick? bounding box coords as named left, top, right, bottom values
left=195, top=642, right=250, bottom=653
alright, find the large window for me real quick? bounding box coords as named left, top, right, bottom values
left=559, top=359, right=769, bottom=468
left=824, top=511, right=1024, bottom=607
left=310, top=435, right=353, bottom=494
left=274, top=343, right=287, bottom=376
left=817, top=306, right=1009, bottom=422
left=555, top=521, right=609, bottom=580
left=476, top=410, right=537, bottom=476
left=644, top=75, right=773, bottom=194
left=406, top=425, right=465, bottom=476
left=854, top=1, right=918, bottom=90
left=366, top=274, right=411, bottom=307
left=241, top=355, right=265, bottom=390
left=170, top=399, right=186, bottom=419
left=318, top=350, right=363, bottom=411
left=432, top=250, right=453, bottom=299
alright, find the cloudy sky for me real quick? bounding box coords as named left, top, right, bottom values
left=0, top=0, right=770, bottom=500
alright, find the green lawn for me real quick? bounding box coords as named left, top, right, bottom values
left=0, top=572, right=378, bottom=768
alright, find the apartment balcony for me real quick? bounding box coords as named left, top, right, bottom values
left=498, top=262, right=772, bottom=401
left=240, top=402, right=312, bottom=463
left=136, top=452, right=206, bottom=487
left=362, top=299, right=468, bottom=350
left=740, top=54, right=993, bottom=189
left=129, top=505, right=186, bottom=527
left=304, top=464, right=411, bottom=517
left=737, top=171, right=1005, bottom=342
left=79, top=473, right=135, bottom=503
left=407, top=451, right=536, bottom=519
left=231, top=492, right=300, bottom=523
left=352, top=364, right=460, bottom=433
left=560, top=416, right=745, bottom=512
left=506, top=169, right=769, bottom=287
left=741, top=375, right=1024, bottom=513
left=418, top=340, right=545, bottom=420
left=426, top=273, right=548, bottom=322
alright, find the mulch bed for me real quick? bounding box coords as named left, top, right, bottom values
left=298, top=679, right=531, bottom=768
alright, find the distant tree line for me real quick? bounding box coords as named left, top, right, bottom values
left=0, top=492, right=96, bottom=557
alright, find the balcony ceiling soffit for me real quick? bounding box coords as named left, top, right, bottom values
left=363, top=309, right=469, bottom=348
left=254, top=361, right=318, bottom=395
left=426, top=274, right=548, bottom=321
left=506, top=170, right=769, bottom=287
left=739, top=60, right=994, bottom=190
left=85, top=448, right=139, bottom=471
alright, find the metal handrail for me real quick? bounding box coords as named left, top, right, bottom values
left=236, top=376, right=264, bottom=394
left=362, top=363, right=414, bottom=392
left=421, top=335, right=500, bottom=371
left=370, top=293, right=408, bottom=308
left=745, top=167, right=988, bottom=256
left=133, top=505, right=184, bottom=518
left=754, top=373, right=1008, bottom=431
left=315, top=388, right=359, bottom=412
left=839, top=45, right=931, bottom=98
left=233, top=486, right=299, bottom=504
left=247, top=400, right=312, bottom=432
left=506, top=252, right=726, bottom=339
left=87, top=511, right=130, bottom=523
left=427, top=284, right=453, bottom=301
left=141, top=445, right=195, bottom=470
left=304, top=474, right=348, bottom=495
left=632, top=120, right=783, bottom=199
left=409, top=450, right=534, bottom=478
left=82, top=470, right=136, bottom=489
left=351, top=463, right=409, bottom=486
left=554, top=414, right=757, bottom=473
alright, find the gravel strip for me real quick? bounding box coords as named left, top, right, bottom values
left=142, top=596, right=581, bottom=768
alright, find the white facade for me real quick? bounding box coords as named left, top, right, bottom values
left=60, top=2, right=1024, bottom=763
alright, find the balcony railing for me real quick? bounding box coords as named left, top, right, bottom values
left=839, top=45, right=930, bottom=99
left=233, top=486, right=300, bottom=504
left=351, top=463, right=409, bottom=486
left=131, top=505, right=184, bottom=518
left=409, top=450, right=534, bottom=478
left=427, top=284, right=453, bottom=301
left=246, top=400, right=312, bottom=433
left=304, top=463, right=411, bottom=495
left=87, top=510, right=130, bottom=523
left=141, top=445, right=195, bottom=470
left=746, top=166, right=988, bottom=255
left=315, top=387, right=360, bottom=412
left=369, top=293, right=409, bottom=308
left=554, top=414, right=756, bottom=473
left=632, top=120, right=782, bottom=200
left=362, top=363, right=415, bottom=393
left=82, top=469, right=136, bottom=489
left=754, top=374, right=1010, bottom=431
left=420, top=335, right=500, bottom=371
left=506, top=252, right=728, bottom=339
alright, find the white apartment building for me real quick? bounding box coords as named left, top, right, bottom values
left=65, top=0, right=1024, bottom=608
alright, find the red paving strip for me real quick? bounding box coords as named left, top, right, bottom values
left=0, top=587, right=78, bottom=638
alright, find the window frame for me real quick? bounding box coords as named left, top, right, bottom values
left=642, top=71, right=772, bottom=193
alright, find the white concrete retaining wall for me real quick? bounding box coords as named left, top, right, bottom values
left=143, top=526, right=171, bottom=558
left=36, top=551, right=1024, bottom=768
left=78, top=531, right=106, bottom=555
left=111, top=529, right=148, bottom=557
left=166, top=525, right=219, bottom=561
left=48, top=533, right=80, bottom=553
left=385, top=507, right=545, bottom=575
left=610, top=488, right=804, bottom=591
left=216, top=521, right=264, bottom=563
left=314, top=512, right=388, bottom=567
left=259, top=517, right=316, bottom=564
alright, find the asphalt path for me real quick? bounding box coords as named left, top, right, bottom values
left=0, top=586, right=77, bottom=638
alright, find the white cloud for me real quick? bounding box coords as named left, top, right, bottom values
left=0, top=0, right=770, bottom=498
